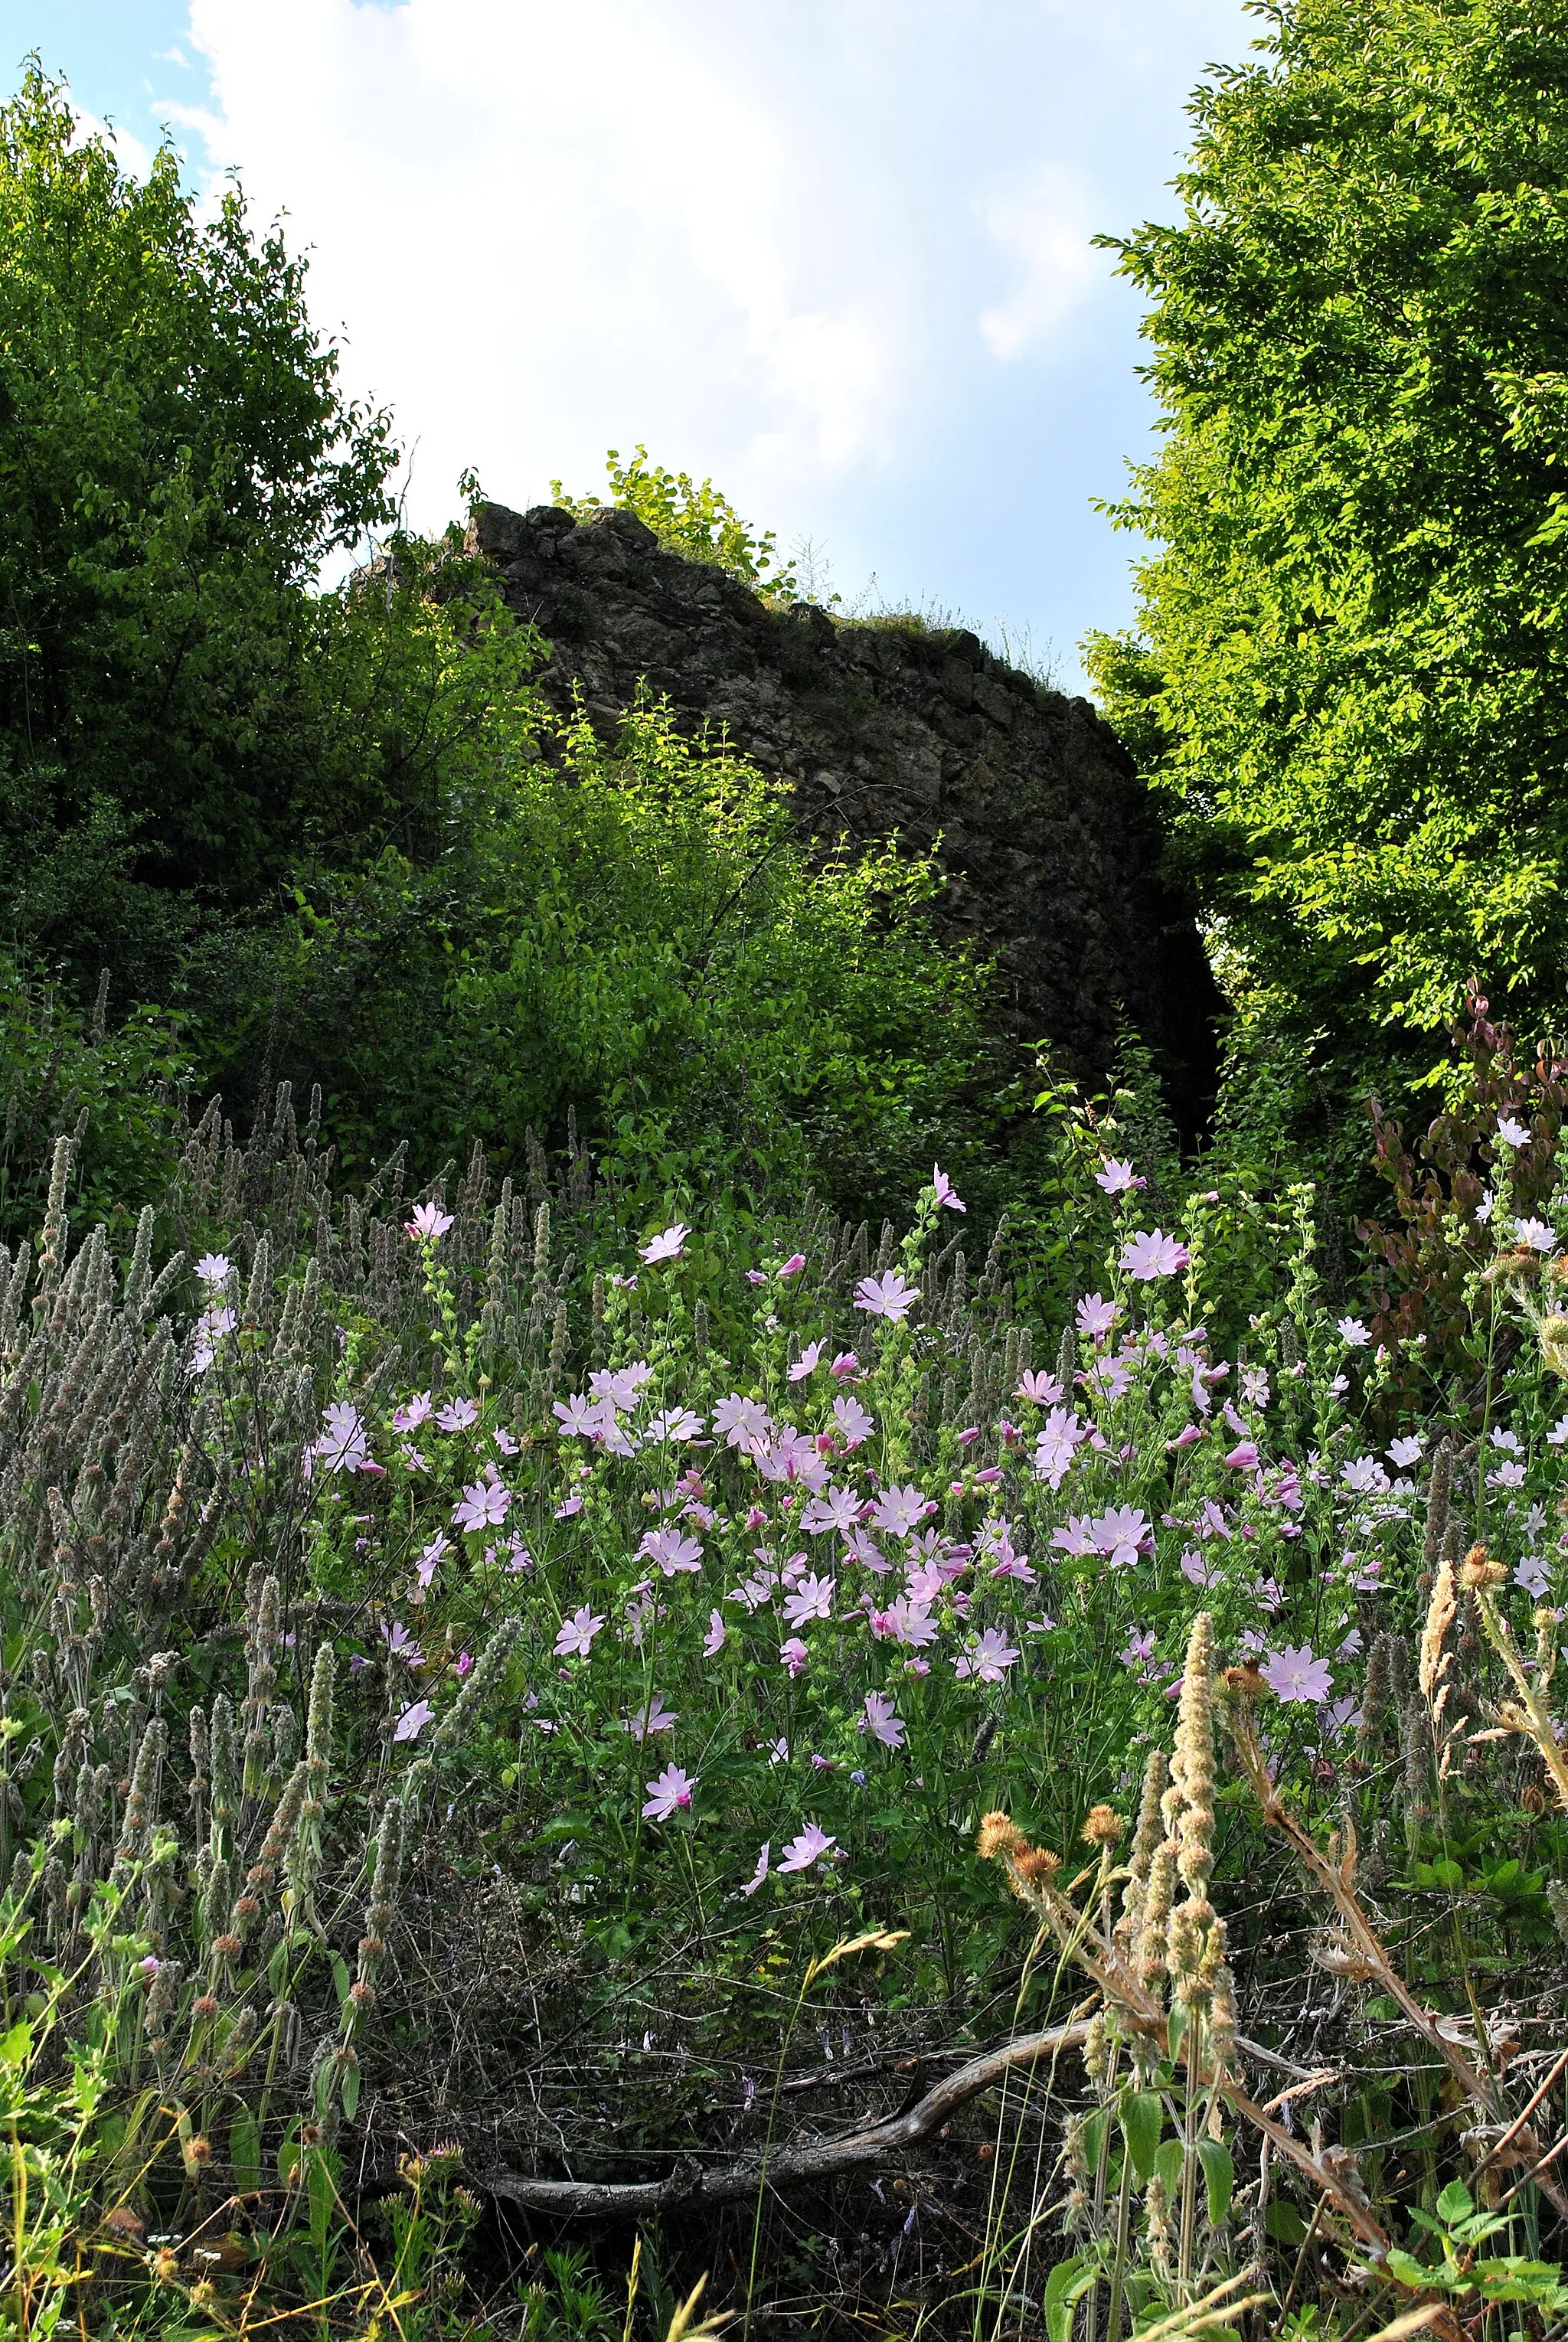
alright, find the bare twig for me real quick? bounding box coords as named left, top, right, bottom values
left=476, top=2017, right=1090, bottom=2216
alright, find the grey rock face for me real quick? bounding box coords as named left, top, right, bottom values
left=467, top=501, right=1220, bottom=1132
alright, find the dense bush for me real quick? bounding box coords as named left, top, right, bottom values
left=1086, top=0, right=1568, bottom=1036
left=7, top=1044, right=1568, bottom=2334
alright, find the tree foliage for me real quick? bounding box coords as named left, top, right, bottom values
left=550, top=444, right=797, bottom=594
left=0, top=67, right=397, bottom=984
left=1086, top=0, right=1568, bottom=1031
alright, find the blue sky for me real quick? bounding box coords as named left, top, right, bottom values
left=2, top=0, right=1256, bottom=690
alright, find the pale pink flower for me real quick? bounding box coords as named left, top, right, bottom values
left=1261, top=1645, right=1332, bottom=1703
left=871, top=1484, right=932, bottom=1539
left=1076, top=1293, right=1118, bottom=1339
left=639, top=1527, right=704, bottom=1576
left=777, top=1821, right=836, bottom=1873
left=1090, top=1504, right=1148, bottom=1569
left=830, top=1351, right=860, bottom=1379
left=1095, top=1158, right=1142, bottom=1195
left=861, top=1690, right=905, bottom=1749
left=714, top=1393, right=772, bottom=1449
left=647, top=1406, right=704, bottom=1442
left=1223, top=1441, right=1259, bottom=1471
left=1388, top=1434, right=1424, bottom=1468
left=1016, top=1369, right=1065, bottom=1406
left=779, top=1252, right=808, bottom=1278
left=452, top=1478, right=511, bottom=1533
left=1119, top=1230, right=1189, bottom=1282
left=779, top=1637, right=811, bottom=1676
left=831, top=1394, right=874, bottom=1446
left=194, top=1252, right=232, bottom=1286
left=642, top=1764, right=695, bottom=1820
left=782, top=1573, right=835, bottom=1628
left=932, top=1164, right=966, bottom=1213
left=853, top=1270, right=920, bottom=1322
left=1336, top=1316, right=1371, bottom=1348
left=381, top=1619, right=423, bottom=1666
left=394, top=1698, right=434, bottom=1743
left=789, top=1341, right=826, bottom=1382
left=555, top=1606, right=605, bottom=1659
left=639, top=1223, right=691, bottom=1264
left=415, top=1533, right=449, bottom=1590
left=626, top=1694, right=679, bottom=1742
left=802, top=1486, right=861, bottom=1537
left=435, top=1396, right=480, bottom=1432
left=954, top=1627, right=1020, bottom=1682
left=740, top=1842, right=772, bottom=1895
left=313, top=1402, right=370, bottom=1473
left=406, top=1202, right=454, bottom=1241
left=394, top=1392, right=433, bottom=1431
left=703, top=1609, right=727, bottom=1657
left=1495, top=1115, right=1531, bottom=1148
left=887, top=1597, right=939, bottom=1649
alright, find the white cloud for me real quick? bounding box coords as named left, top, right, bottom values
left=178, top=0, right=920, bottom=525
left=978, top=170, right=1097, bottom=361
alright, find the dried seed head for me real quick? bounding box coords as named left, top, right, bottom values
left=1082, top=1803, right=1125, bottom=1847
left=1461, top=1544, right=1508, bottom=1591
left=1540, top=1314, right=1568, bottom=1377
left=1014, top=1845, right=1060, bottom=1884
left=976, top=1810, right=1027, bottom=1861
left=1222, top=1662, right=1269, bottom=1701
left=1419, top=1550, right=1459, bottom=1703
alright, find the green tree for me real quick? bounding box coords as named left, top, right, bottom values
left=0, top=67, right=397, bottom=986
left=1087, top=0, right=1568, bottom=1034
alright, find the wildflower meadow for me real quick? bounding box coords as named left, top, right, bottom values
left=6, top=1020, right=1568, bottom=2339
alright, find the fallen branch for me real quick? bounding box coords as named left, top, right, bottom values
left=477, top=2017, right=1090, bottom=2217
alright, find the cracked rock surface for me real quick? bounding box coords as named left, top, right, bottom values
left=468, top=500, right=1220, bottom=1128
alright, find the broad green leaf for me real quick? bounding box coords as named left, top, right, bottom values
left=1120, top=2090, right=1164, bottom=2184
left=1197, top=2138, right=1233, bottom=2226
left=1436, top=2180, right=1475, bottom=2225
left=1044, top=2253, right=1095, bottom=2342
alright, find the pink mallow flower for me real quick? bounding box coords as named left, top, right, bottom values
left=860, top=1690, right=905, bottom=1749
left=740, top=1842, right=772, bottom=1896
left=779, top=1637, right=811, bottom=1676
left=779, top=1252, right=808, bottom=1278
left=642, top=1764, right=695, bottom=1821
left=932, top=1164, right=965, bottom=1213
left=452, top=1478, right=511, bottom=1533
left=555, top=1606, right=605, bottom=1659
left=394, top=1698, right=434, bottom=1743
left=406, top=1202, right=454, bottom=1242
left=854, top=1271, right=920, bottom=1322
left=639, top=1223, right=691, bottom=1264
left=1095, top=1158, right=1142, bottom=1195
left=1119, top=1230, right=1190, bottom=1282
left=954, top=1627, right=1020, bottom=1683
left=789, top=1341, right=825, bottom=1382
left=1261, top=1645, right=1332, bottom=1703
left=777, top=1821, right=837, bottom=1873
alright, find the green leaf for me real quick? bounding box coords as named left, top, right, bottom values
left=1385, top=2249, right=1443, bottom=2291
left=1044, top=2253, right=1095, bottom=2342
left=329, top=1952, right=351, bottom=2014
left=1265, top=2200, right=1308, bottom=2246
left=1121, top=2091, right=1164, bottom=2184
left=1196, top=2138, right=1233, bottom=2226
left=230, top=2112, right=261, bottom=2195
left=0, top=2020, right=31, bottom=2069
left=1436, top=2180, right=1475, bottom=2226
left=341, top=2058, right=360, bottom=2122
left=1154, top=2138, right=1186, bottom=2198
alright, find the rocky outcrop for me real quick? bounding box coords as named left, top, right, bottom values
left=467, top=500, right=1220, bottom=1131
